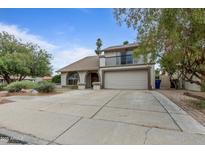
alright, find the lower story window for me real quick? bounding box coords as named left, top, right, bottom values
left=67, top=72, right=79, bottom=85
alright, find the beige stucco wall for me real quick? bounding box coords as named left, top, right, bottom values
left=150, top=65, right=155, bottom=89
left=104, top=50, right=133, bottom=57
left=78, top=71, right=87, bottom=84
left=184, top=75, right=201, bottom=91
left=61, top=73, right=67, bottom=86
left=99, top=56, right=105, bottom=67
left=185, top=82, right=201, bottom=91
left=160, top=74, right=171, bottom=89
left=104, top=51, right=118, bottom=57
left=77, top=71, right=88, bottom=89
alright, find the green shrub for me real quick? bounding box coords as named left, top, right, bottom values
left=34, top=81, right=55, bottom=93
left=0, top=83, right=7, bottom=91
left=201, top=82, right=205, bottom=92
left=52, top=75, right=61, bottom=84
left=190, top=100, right=205, bottom=109
left=198, top=100, right=205, bottom=108
left=5, top=80, right=37, bottom=92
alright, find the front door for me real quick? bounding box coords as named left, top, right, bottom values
left=91, top=73, right=99, bottom=87
left=86, top=72, right=99, bottom=88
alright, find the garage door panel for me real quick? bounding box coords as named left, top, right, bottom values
left=104, top=70, right=148, bottom=90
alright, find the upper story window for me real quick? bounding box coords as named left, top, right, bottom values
left=120, top=51, right=133, bottom=64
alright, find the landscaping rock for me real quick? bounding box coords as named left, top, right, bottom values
left=31, top=89, right=39, bottom=94
left=21, top=89, right=32, bottom=93
left=0, top=138, right=9, bottom=145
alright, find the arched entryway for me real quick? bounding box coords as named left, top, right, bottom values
left=66, top=72, right=80, bottom=86
left=85, top=72, right=99, bottom=88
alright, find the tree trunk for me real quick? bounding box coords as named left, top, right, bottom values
left=3, top=75, right=11, bottom=84
left=22, top=75, right=26, bottom=80
left=169, top=74, right=178, bottom=89
left=18, top=75, right=27, bottom=81
left=19, top=75, right=24, bottom=81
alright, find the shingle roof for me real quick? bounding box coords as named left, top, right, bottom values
left=102, top=43, right=138, bottom=52
left=57, top=56, right=99, bottom=72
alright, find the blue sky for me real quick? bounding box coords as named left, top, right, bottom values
left=0, top=9, right=137, bottom=72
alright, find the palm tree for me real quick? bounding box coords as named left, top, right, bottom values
left=95, top=38, right=102, bottom=55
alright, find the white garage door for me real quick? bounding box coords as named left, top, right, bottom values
left=104, top=70, right=148, bottom=90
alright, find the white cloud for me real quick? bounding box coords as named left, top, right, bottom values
left=52, top=47, right=95, bottom=72
left=76, top=8, right=91, bottom=14
left=0, top=22, right=95, bottom=74
left=0, top=22, right=56, bottom=50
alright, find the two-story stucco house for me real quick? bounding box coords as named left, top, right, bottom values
left=57, top=43, right=155, bottom=90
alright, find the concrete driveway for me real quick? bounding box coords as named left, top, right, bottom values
left=0, top=90, right=205, bottom=144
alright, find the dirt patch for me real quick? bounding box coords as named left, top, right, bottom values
left=0, top=95, right=14, bottom=105
left=184, top=92, right=205, bottom=100
left=159, top=90, right=205, bottom=126
left=0, top=91, right=8, bottom=97
left=5, top=91, right=60, bottom=97
left=0, top=98, right=14, bottom=105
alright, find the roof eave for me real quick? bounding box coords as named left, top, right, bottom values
left=57, top=68, right=99, bottom=73
left=102, top=45, right=138, bottom=52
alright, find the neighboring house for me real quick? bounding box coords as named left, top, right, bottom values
left=183, top=74, right=202, bottom=91
left=184, top=80, right=201, bottom=91
left=57, top=43, right=155, bottom=90
left=160, top=72, right=171, bottom=89
left=0, top=77, right=4, bottom=84
left=160, top=72, right=202, bottom=91
left=34, top=76, right=52, bottom=82
left=0, top=76, right=52, bottom=84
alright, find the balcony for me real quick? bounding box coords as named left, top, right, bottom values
left=101, top=54, right=143, bottom=67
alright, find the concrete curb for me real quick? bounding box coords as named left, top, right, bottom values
left=151, top=91, right=205, bottom=135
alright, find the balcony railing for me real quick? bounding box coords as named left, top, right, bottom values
left=105, top=54, right=142, bottom=67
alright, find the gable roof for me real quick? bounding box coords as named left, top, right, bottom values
left=102, top=43, right=138, bottom=52
left=57, top=56, right=99, bottom=73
